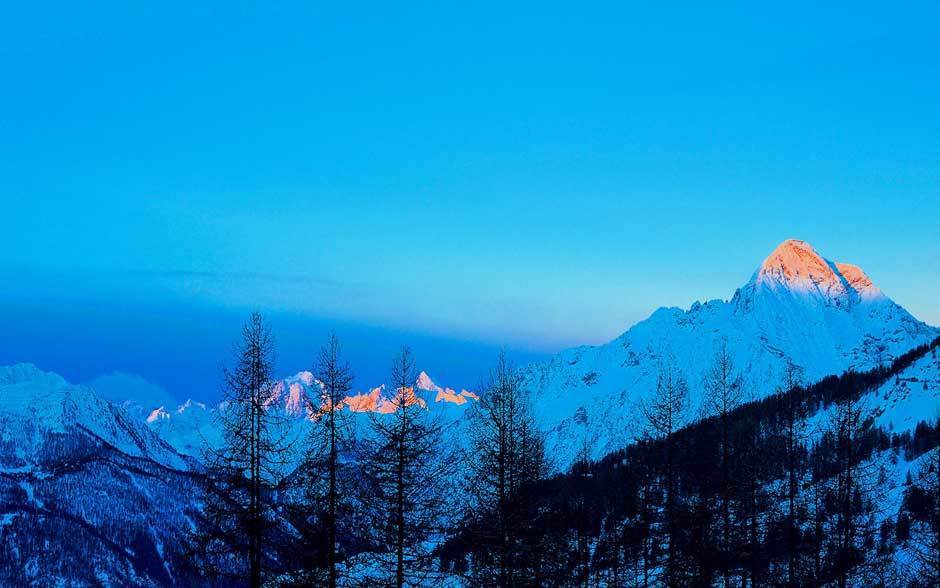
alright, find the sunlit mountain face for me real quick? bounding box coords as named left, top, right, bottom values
left=519, top=239, right=938, bottom=470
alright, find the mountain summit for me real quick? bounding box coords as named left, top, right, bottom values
left=522, top=239, right=938, bottom=469
left=750, top=239, right=882, bottom=304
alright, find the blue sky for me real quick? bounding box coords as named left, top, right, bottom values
left=1, top=2, right=938, bottom=400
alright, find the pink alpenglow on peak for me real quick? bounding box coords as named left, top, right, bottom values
left=835, top=262, right=882, bottom=299
left=755, top=239, right=841, bottom=291
left=416, top=370, right=478, bottom=405
left=146, top=406, right=170, bottom=423
left=434, top=388, right=468, bottom=405
left=136, top=368, right=477, bottom=460
left=341, top=385, right=427, bottom=414
left=343, top=385, right=387, bottom=413
left=415, top=371, right=442, bottom=394
left=433, top=388, right=480, bottom=405
left=753, top=239, right=884, bottom=304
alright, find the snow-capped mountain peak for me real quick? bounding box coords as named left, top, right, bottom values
left=415, top=370, right=440, bottom=393
left=755, top=239, right=839, bottom=289
left=415, top=370, right=479, bottom=405
left=750, top=239, right=884, bottom=306
left=522, top=239, right=937, bottom=470
left=146, top=406, right=170, bottom=423
left=0, top=362, right=68, bottom=391
left=130, top=368, right=478, bottom=456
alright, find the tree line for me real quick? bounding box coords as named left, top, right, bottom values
left=440, top=337, right=940, bottom=587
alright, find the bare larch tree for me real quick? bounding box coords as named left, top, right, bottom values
left=642, top=361, right=689, bottom=587
left=466, top=351, right=547, bottom=587
left=701, top=342, right=746, bottom=588
left=307, top=332, right=355, bottom=588
left=193, top=312, right=288, bottom=587
left=363, top=346, right=457, bottom=587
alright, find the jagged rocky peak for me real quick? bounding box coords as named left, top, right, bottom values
left=756, top=239, right=834, bottom=284
left=416, top=370, right=440, bottom=392
left=834, top=261, right=882, bottom=299
left=146, top=406, right=170, bottom=423
left=750, top=239, right=884, bottom=304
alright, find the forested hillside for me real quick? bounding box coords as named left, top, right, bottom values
left=441, top=337, right=940, bottom=587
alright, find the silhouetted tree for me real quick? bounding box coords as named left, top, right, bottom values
left=701, top=342, right=746, bottom=587
left=826, top=394, right=880, bottom=587
left=642, top=362, right=689, bottom=586
left=571, top=436, right=593, bottom=587
left=304, top=332, right=355, bottom=588
left=192, top=312, right=288, bottom=587
left=465, top=351, right=547, bottom=587
left=362, top=346, right=457, bottom=587
left=777, top=361, right=808, bottom=586
left=736, top=416, right=772, bottom=587
left=904, top=415, right=940, bottom=584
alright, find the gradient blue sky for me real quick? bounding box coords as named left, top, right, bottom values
left=1, top=2, right=938, bottom=400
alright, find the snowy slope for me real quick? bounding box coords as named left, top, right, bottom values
left=145, top=398, right=220, bottom=457
left=0, top=363, right=188, bottom=470
left=521, top=240, right=938, bottom=470
left=0, top=364, right=199, bottom=586
left=870, top=346, right=940, bottom=433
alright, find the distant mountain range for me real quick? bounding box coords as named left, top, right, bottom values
left=136, top=368, right=478, bottom=461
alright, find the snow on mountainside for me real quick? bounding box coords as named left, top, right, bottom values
left=523, top=239, right=939, bottom=470
left=870, top=346, right=940, bottom=433
left=0, top=364, right=188, bottom=470
left=0, top=364, right=199, bottom=586
left=146, top=398, right=219, bottom=457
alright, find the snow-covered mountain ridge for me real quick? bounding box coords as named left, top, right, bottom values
left=0, top=364, right=199, bottom=585
left=0, top=363, right=189, bottom=471
left=869, top=345, right=940, bottom=433
left=522, top=239, right=938, bottom=469
left=141, top=369, right=477, bottom=458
